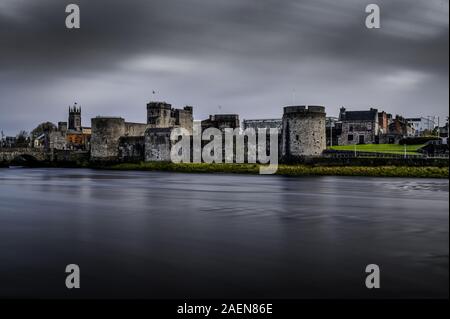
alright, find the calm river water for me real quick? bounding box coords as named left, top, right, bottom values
left=0, top=168, right=448, bottom=298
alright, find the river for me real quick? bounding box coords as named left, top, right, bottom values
left=0, top=168, right=448, bottom=298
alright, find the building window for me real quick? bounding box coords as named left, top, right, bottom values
left=348, top=134, right=354, bottom=141
left=349, top=125, right=354, bottom=132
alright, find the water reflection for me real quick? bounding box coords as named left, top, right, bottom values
left=0, top=168, right=448, bottom=298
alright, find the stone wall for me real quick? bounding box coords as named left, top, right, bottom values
left=281, top=106, right=326, bottom=158
left=52, top=150, right=90, bottom=163
left=0, top=148, right=48, bottom=163
left=378, top=133, right=403, bottom=145
left=243, top=119, right=282, bottom=133
left=49, top=131, right=67, bottom=150
left=201, top=114, right=240, bottom=131
left=145, top=128, right=172, bottom=161
left=124, top=123, right=148, bottom=137
left=119, top=136, right=145, bottom=162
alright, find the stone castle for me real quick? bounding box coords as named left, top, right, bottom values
left=29, top=100, right=326, bottom=163
left=6, top=98, right=448, bottom=164
left=90, top=102, right=195, bottom=162
left=88, top=101, right=326, bottom=163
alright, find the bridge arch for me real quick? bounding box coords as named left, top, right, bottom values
left=11, top=154, right=40, bottom=165
left=0, top=148, right=47, bottom=165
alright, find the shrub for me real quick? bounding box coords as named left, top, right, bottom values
left=400, top=137, right=440, bottom=145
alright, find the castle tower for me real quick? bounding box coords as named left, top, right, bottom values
left=281, top=105, right=326, bottom=158
left=173, top=106, right=194, bottom=133
left=91, top=117, right=126, bottom=160
left=147, top=102, right=174, bottom=128
left=68, top=104, right=82, bottom=131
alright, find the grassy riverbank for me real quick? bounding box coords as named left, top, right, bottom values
left=107, top=162, right=449, bottom=178
left=329, top=144, right=424, bottom=155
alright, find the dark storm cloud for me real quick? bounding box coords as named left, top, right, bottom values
left=0, top=0, right=448, bottom=134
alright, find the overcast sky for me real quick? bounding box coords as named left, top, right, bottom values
left=0, top=0, right=448, bottom=135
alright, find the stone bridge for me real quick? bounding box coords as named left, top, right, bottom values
left=0, top=148, right=48, bottom=164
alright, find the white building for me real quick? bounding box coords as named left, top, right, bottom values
left=406, top=117, right=437, bottom=136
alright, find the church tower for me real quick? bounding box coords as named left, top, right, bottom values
left=68, top=104, right=82, bottom=131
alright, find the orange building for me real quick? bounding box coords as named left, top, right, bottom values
left=66, top=132, right=91, bottom=149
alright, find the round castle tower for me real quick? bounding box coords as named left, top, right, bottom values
left=91, top=117, right=126, bottom=160
left=281, top=105, right=326, bottom=158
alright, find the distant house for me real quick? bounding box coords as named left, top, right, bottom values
left=378, top=111, right=390, bottom=134
left=406, top=117, right=436, bottom=136
left=389, top=116, right=415, bottom=137
left=338, top=107, right=379, bottom=145
left=33, top=134, right=46, bottom=149
left=377, top=115, right=416, bottom=144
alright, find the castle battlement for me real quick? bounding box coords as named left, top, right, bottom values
left=284, top=105, right=326, bottom=115
left=147, top=101, right=172, bottom=110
